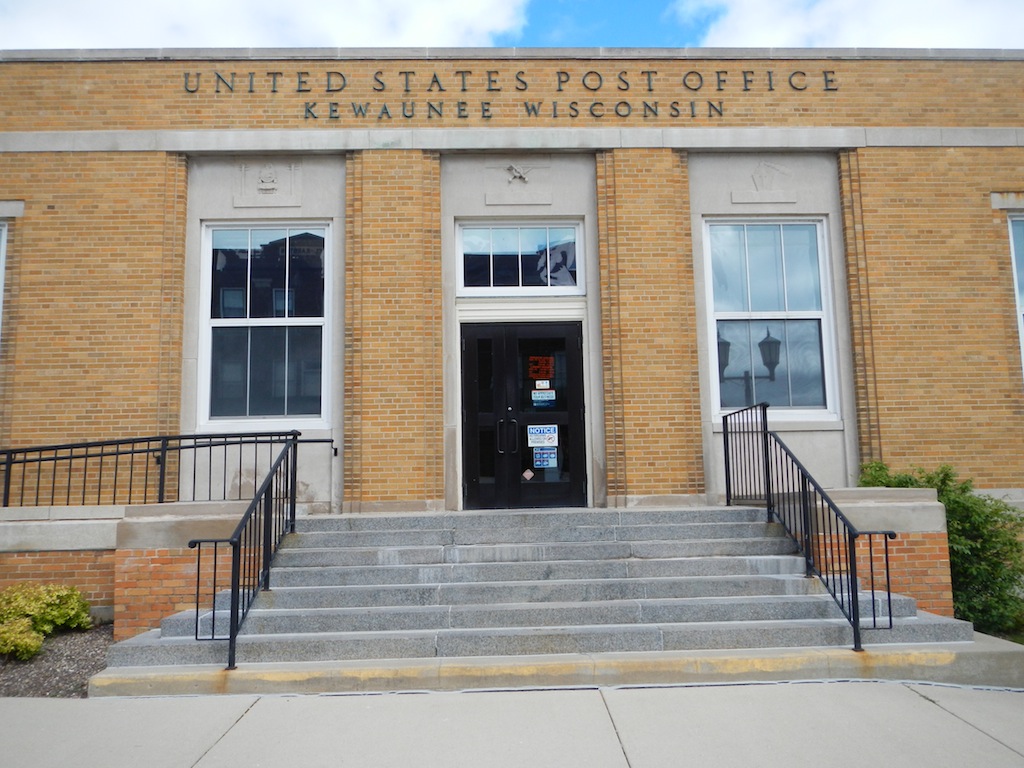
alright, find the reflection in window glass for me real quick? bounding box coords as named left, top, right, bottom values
left=208, top=225, right=326, bottom=420
left=711, top=222, right=828, bottom=410
left=1011, top=219, right=1024, bottom=376
left=460, top=224, right=581, bottom=293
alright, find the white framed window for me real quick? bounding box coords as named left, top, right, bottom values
left=706, top=220, right=837, bottom=417
left=1009, top=217, right=1024, bottom=377
left=199, top=223, right=329, bottom=428
left=457, top=222, right=585, bottom=297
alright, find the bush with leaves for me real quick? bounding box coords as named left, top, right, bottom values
left=859, top=461, right=1024, bottom=635
left=0, top=583, right=92, bottom=661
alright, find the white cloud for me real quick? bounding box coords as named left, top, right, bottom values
left=672, top=0, right=1024, bottom=48
left=0, top=0, right=529, bottom=49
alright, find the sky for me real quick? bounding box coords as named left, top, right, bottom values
left=0, top=0, right=1021, bottom=51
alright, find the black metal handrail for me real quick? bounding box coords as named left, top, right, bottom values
left=188, top=433, right=299, bottom=669
left=723, top=404, right=896, bottom=651
left=1, top=431, right=302, bottom=507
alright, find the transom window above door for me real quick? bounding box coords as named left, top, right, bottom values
left=458, top=223, right=585, bottom=296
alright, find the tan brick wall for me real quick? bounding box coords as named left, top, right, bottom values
left=0, top=152, right=187, bottom=449
left=1, top=58, right=1021, bottom=131
left=842, top=147, right=1024, bottom=487
left=343, top=150, right=444, bottom=507
left=0, top=550, right=115, bottom=611
left=597, top=148, right=703, bottom=499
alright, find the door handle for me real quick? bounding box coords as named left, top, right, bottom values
left=496, top=419, right=506, bottom=454
left=509, top=419, right=519, bottom=453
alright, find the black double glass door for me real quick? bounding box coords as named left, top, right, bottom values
left=462, top=322, right=586, bottom=509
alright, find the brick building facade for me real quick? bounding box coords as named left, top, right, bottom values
left=1, top=48, right=1022, bottom=635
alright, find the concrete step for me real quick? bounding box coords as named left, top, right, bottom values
left=291, top=507, right=770, bottom=533
left=273, top=537, right=798, bottom=568
left=244, top=573, right=824, bottom=610
left=285, top=522, right=788, bottom=548
left=107, top=610, right=974, bottom=668
left=268, top=555, right=808, bottom=588
left=234, top=594, right=905, bottom=635
left=160, top=587, right=922, bottom=639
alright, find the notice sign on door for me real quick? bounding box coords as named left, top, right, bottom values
left=528, top=356, right=555, bottom=380
left=527, top=425, right=558, bottom=447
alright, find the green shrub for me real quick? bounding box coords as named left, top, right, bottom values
left=0, top=583, right=92, bottom=661
left=859, top=461, right=1024, bottom=635
left=0, top=616, right=45, bottom=661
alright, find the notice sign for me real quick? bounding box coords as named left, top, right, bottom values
left=532, top=389, right=556, bottom=406
left=527, top=425, right=558, bottom=447
left=528, top=356, right=555, bottom=380
left=533, top=447, right=558, bottom=469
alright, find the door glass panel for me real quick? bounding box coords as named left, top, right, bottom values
left=477, top=426, right=496, bottom=489
left=517, top=338, right=567, bottom=413
left=476, top=338, right=494, bottom=413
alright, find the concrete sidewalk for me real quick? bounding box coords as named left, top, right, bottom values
left=3, top=680, right=1023, bottom=768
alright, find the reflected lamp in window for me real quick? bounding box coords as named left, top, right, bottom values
left=710, top=222, right=829, bottom=410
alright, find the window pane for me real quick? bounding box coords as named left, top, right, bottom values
left=548, top=229, right=577, bottom=286
left=520, top=227, right=548, bottom=287
left=211, top=230, right=249, bottom=318
left=210, top=327, right=248, bottom=416
left=288, top=327, right=323, bottom=415
left=717, top=320, right=754, bottom=408
left=289, top=229, right=325, bottom=318
left=717, top=320, right=825, bottom=409
left=249, top=229, right=287, bottom=318
left=463, top=228, right=491, bottom=287
left=782, top=224, right=822, bottom=311
left=710, top=225, right=747, bottom=312
left=492, top=228, right=520, bottom=287
left=746, top=225, right=784, bottom=311
left=785, top=320, right=826, bottom=407
left=1013, top=220, right=1024, bottom=300
left=248, top=327, right=286, bottom=416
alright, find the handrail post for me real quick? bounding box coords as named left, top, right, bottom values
left=2, top=451, right=11, bottom=507
left=288, top=432, right=299, bottom=534
left=227, top=538, right=241, bottom=670
left=722, top=414, right=733, bottom=506
left=800, top=475, right=814, bottom=578
left=849, top=530, right=863, bottom=651
left=260, top=485, right=274, bottom=592
left=759, top=403, right=772, bottom=521
left=157, top=437, right=169, bottom=503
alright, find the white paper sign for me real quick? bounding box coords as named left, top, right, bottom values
left=527, top=425, right=558, bottom=447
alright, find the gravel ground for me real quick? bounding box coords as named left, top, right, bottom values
left=0, top=624, right=115, bottom=698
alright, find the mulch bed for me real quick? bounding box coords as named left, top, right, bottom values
left=0, top=624, right=115, bottom=698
